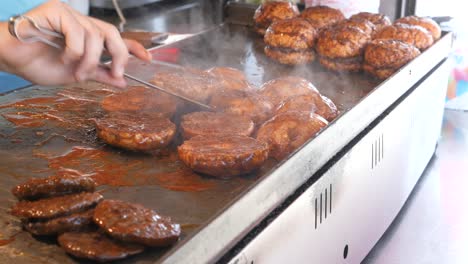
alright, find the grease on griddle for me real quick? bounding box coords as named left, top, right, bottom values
left=36, top=146, right=216, bottom=192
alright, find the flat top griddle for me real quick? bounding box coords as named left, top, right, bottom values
left=0, top=23, right=437, bottom=264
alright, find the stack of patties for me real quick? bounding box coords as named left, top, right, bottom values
left=299, top=5, right=345, bottom=31
left=315, top=23, right=372, bottom=72
left=363, top=39, right=421, bottom=79
left=264, top=18, right=317, bottom=65
left=394, top=15, right=441, bottom=41
left=253, top=1, right=300, bottom=35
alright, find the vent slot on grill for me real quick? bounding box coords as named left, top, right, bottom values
left=371, top=134, right=384, bottom=169
left=314, top=184, right=332, bottom=229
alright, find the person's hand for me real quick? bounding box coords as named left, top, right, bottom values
left=0, top=0, right=151, bottom=87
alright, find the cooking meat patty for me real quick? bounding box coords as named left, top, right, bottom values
left=316, top=25, right=372, bottom=72
left=256, top=111, right=328, bottom=161
left=100, top=86, right=177, bottom=118
left=11, top=192, right=103, bottom=219
left=349, top=12, right=391, bottom=31
left=276, top=94, right=339, bottom=122
left=363, top=39, right=421, bottom=79
left=11, top=174, right=96, bottom=201
left=181, top=111, right=255, bottom=139
left=334, top=19, right=376, bottom=36
left=206, top=66, right=255, bottom=91
left=24, top=209, right=95, bottom=236
left=58, top=232, right=145, bottom=262
left=253, top=1, right=300, bottom=35
left=373, top=24, right=433, bottom=50
left=178, top=135, right=269, bottom=178
left=395, top=15, right=441, bottom=40
left=209, top=90, right=274, bottom=125
left=264, top=18, right=317, bottom=65
left=151, top=68, right=220, bottom=103
left=299, top=5, right=345, bottom=30
left=94, top=112, right=176, bottom=152
left=259, top=76, right=320, bottom=107
left=93, top=200, right=181, bottom=247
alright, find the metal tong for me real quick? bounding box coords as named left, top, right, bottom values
left=7, top=15, right=212, bottom=110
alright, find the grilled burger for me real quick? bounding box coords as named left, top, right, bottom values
left=349, top=12, right=391, bottom=31
left=299, top=5, right=345, bottom=31
left=363, top=39, right=421, bottom=79
left=264, top=18, right=317, bottom=65
left=395, top=15, right=441, bottom=40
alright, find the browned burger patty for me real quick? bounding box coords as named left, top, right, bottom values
left=395, top=15, right=441, bottom=40
left=264, top=18, right=317, bottom=65
left=94, top=112, right=176, bottom=152
left=151, top=68, right=220, bottom=103
left=24, top=209, right=95, bottom=236
left=315, top=25, right=371, bottom=71
left=253, top=1, right=300, bottom=35
left=11, top=174, right=96, bottom=201
left=256, top=111, right=328, bottom=160
left=93, top=200, right=181, bottom=247
left=349, top=12, right=391, bottom=31
left=178, top=135, right=269, bottom=178
left=316, top=25, right=371, bottom=59
left=363, top=39, right=421, bottom=79
left=373, top=24, right=434, bottom=50
left=299, top=5, right=345, bottom=30
left=181, top=111, right=255, bottom=139
left=259, top=76, right=320, bottom=107
left=11, top=192, right=103, bottom=219
left=334, top=19, right=376, bottom=36
left=100, top=86, right=177, bottom=118
left=209, top=90, right=274, bottom=125
left=276, top=94, right=339, bottom=122
left=58, top=232, right=145, bottom=262
left=206, top=66, right=254, bottom=91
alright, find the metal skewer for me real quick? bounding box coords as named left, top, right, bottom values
left=8, top=14, right=212, bottom=110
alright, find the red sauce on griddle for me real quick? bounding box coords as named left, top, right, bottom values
left=0, top=97, right=59, bottom=109
left=154, top=168, right=215, bottom=192
left=0, top=237, right=15, bottom=246
left=42, top=147, right=213, bottom=192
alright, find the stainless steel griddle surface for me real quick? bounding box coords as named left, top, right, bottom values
left=0, top=24, right=380, bottom=263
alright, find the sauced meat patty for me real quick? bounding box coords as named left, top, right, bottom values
left=373, top=24, right=434, bottom=50
left=100, top=86, right=177, bottom=118
left=181, top=111, right=255, bottom=139
left=257, top=112, right=328, bottom=160
left=178, top=135, right=269, bottom=178
left=363, top=39, right=421, bottom=79
left=259, top=76, right=320, bottom=107
left=299, top=5, right=345, bottom=30
left=24, top=209, right=95, bottom=236
left=206, top=67, right=255, bottom=91
left=58, top=232, right=145, bottom=262
left=253, top=1, right=300, bottom=35
left=277, top=94, right=339, bottom=122
left=151, top=69, right=220, bottom=103
left=316, top=25, right=371, bottom=71
left=264, top=18, right=317, bottom=65
left=93, top=200, right=181, bottom=247
left=11, top=192, right=103, bottom=219
left=349, top=12, right=391, bottom=31
left=94, top=112, right=176, bottom=152
left=11, top=174, right=96, bottom=201
left=210, top=90, right=274, bottom=125
left=334, top=19, right=376, bottom=36
left=395, top=16, right=441, bottom=40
